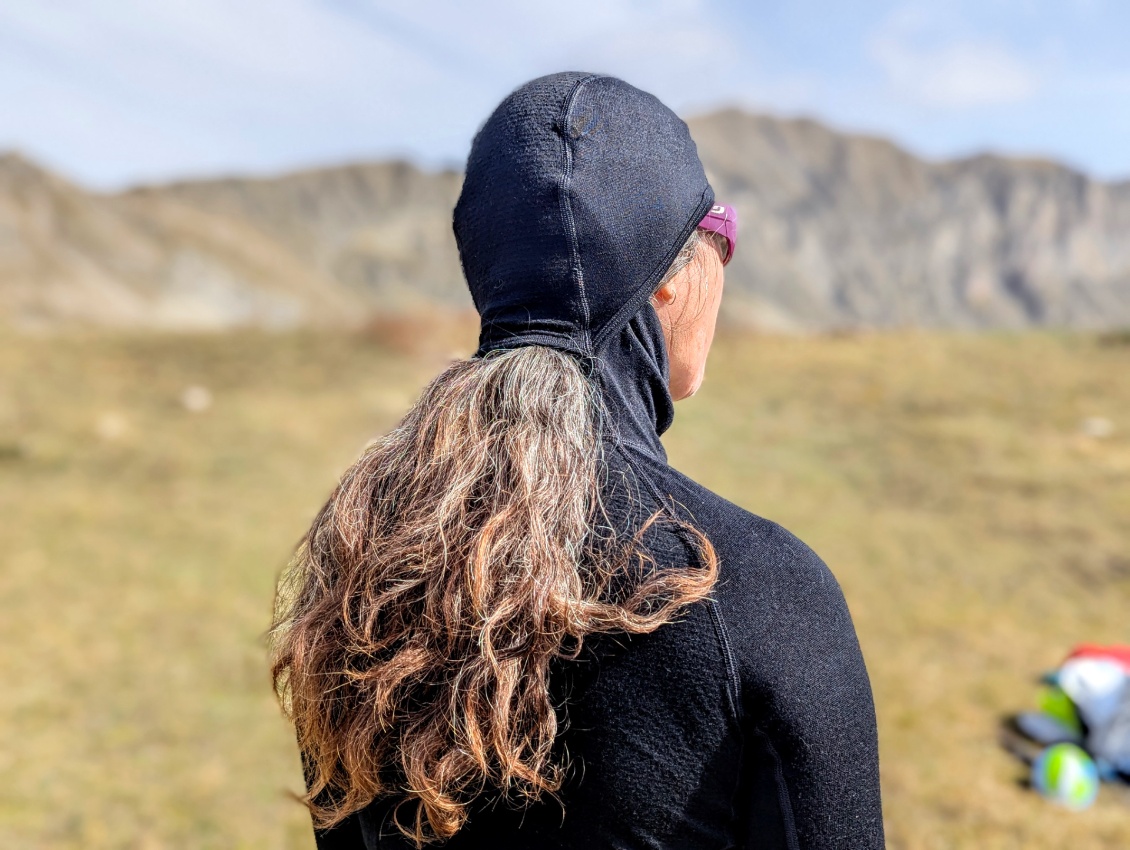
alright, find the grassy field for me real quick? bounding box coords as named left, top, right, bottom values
left=0, top=324, right=1127, bottom=848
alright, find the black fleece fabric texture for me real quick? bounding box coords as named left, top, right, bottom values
left=309, top=73, right=884, bottom=849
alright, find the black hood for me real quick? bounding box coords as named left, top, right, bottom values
left=453, top=72, right=713, bottom=458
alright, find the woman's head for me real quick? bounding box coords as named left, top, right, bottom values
left=453, top=72, right=735, bottom=408
left=454, top=72, right=715, bottom=359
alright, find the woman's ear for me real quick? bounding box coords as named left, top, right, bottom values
left=652, top=280, right=677, bottom=307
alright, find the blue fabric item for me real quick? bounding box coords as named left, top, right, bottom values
left=311, top=72, right=884, bottom=849
left=1015, top=711, right=1085, bottom=746
left=1089, top=688, right=1130, bottom=776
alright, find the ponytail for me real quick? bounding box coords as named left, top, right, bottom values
left=270, top=345, right=717, bottom=845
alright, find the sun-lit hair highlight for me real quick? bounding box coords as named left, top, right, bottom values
left=269, top=343, right=717, bottom=845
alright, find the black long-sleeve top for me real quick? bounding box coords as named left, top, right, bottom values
left=310, top=342, right=884, bottom=848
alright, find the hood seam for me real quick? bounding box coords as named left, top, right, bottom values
left=557, top=74, right=602, bottom=357
left=591, top=184, right=714, bottom=350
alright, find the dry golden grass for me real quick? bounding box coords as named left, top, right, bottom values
left=0, top=326, right=1126, bottom=848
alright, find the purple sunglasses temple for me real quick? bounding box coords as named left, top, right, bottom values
left=697, top=203, right=738, bottom=265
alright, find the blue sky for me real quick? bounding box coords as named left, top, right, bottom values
left=2, top=0, right=1128, bottom=188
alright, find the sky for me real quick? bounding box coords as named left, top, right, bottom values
left=2, top=0, right=1128, bottom=189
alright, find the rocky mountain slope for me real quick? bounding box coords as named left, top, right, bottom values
left=128, top=161, right=466, bottom=311
left=2, top=111, right=1128, bottom=330
left=690, top=111, right=1130, bottom=330
left=0, top=153, right=364, bottom=330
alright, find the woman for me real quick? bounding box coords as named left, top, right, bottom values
left=271, top=72, right=884, bottom=849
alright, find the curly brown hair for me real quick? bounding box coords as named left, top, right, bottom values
left=270, top=242, right=719, bottom=846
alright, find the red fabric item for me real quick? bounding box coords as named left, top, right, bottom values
left=1068, top=644, right=1130, bottom=671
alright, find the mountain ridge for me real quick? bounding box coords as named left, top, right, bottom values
left=2, top=110, right=1128, bottom=330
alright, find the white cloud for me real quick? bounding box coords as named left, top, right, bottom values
left=348, top=0, right=762, bottom=111
left=5, top=0, right=1124, bottom=184
left=869, top=5, right=1041, bottom=108
left=0, top=0, right=769, bottom=185
left=0, top=0, right=480, bottom=184
left=872, top=37, right=1040, bottom=107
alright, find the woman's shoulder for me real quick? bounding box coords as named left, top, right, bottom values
left=605, top=439, right=864, bottom=701
left=606, top=440, right=852, bottom=661
left=606, top=440, right=829, bottom=583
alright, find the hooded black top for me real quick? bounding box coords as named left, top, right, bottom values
left=312, top=73, right=884, bottom=849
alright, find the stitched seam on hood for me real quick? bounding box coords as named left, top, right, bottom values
left=591, top=184, right=714, bottom=350
left=557, top=74, right=602, bottom=357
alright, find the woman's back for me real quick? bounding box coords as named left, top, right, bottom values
left=321, top=436, right=882, bottom=848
